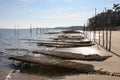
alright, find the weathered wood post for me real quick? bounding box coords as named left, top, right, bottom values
left=87, top=20, right=89, bottom=39
left=94, top=8, right=97, bottom=43
left=90, top=25, right=92, bottom=41
left=14, top=24, right=19, bottom=36
left=102, top=11, right=105, bottom=47
left=39, top=28, right=41, bottom=34
left=30, top=24, right=32, bottom=36
left=105, top=7, right=108, bottom=49
left=14, top=24, right=17, bottom=36
left=36, top=27, right=39, bottom=35
left=108, top=11, right=112, bottom=51
left=17, top=24, right=19, bottom=36
left=83, top=24, right=86, bottom=37
left=109, top=25, right=112, bottom=51
left=99, top=16, right=101, bottom=45
left=86, top=25, right=88, bottom=39
left=99, top=25, right=101, bottom=45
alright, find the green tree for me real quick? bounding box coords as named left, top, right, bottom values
left=113, top=4, right=120, bottom=12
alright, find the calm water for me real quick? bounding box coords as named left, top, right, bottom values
left=0, top=28, right=78, bottom=80
left=0, top=28, right=62, bottom=55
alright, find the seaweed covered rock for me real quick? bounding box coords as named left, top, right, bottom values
left=9, top=55, right=94, bottom=73
left=33, top=50, right=112, bottom=61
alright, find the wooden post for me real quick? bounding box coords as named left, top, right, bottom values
left=87, top=20, right=89, bottom=39
left=17, top=24, right=19, bottom=36
left=85, top=24, right=87, bottom=38
left=102, top=11, right=105, bottom=47
left=108, top=12, right=112, bottom=51
left=42, top=27, right=44, bottom=34
left=102, top=29, right=104, bottom=47
left=39, top=28, right=41, bottom=34
left=106, top=25, right=108, bottom=49
left=99, top=20, right=101, bottom=45
left=89, top=25, right=91, bottom=41
left=109, top=25, right=112, bottom=51
left=36, top=27, right=38, bottom=35
left=105, top=7, right=108, bottom=49
left=83, top=24, right=85, bottom=37
left=94, top=8, right=97, bottom=42
left=30, top=24, right=32, bottom=36
left=86, top=26, right=87, bottom=39
left=14, top=24, right=17, bottom=36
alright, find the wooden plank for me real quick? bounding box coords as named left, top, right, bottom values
left=33, top=50, right=111, bottom=61
left=9, top=55, right=94, bottom=73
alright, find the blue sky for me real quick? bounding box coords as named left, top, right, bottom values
left=0, top=0, right=119, bottom=28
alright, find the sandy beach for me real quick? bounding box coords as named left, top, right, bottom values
left=0, top=0, right=120, bottom=80
left=0, top=31, right=120, bottom=80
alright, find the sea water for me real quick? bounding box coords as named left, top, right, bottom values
left=0, top=28, right=62, bottom=55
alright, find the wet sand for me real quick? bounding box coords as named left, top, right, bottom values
left=97, top=31, right=120, bottom=56
left=55, top=74, right=120, bottom=80
left=110, top=31, right=120, bottom=55
left=52, top=44, right=120, bottom=80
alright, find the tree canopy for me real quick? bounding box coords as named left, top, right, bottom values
left=88, top=3, right=120, bottom=30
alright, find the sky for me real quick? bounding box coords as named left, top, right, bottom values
left=0, top=0, right=119, bottom=29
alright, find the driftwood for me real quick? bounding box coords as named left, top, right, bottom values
left=9, top=55, right=94, bottom=73
left=33, top=50, right=111, bottom=61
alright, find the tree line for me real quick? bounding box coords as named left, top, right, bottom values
left=88, top=3, right=120, bottom=30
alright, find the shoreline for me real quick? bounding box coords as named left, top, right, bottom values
left=0, top=30, right=120, bottom=80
